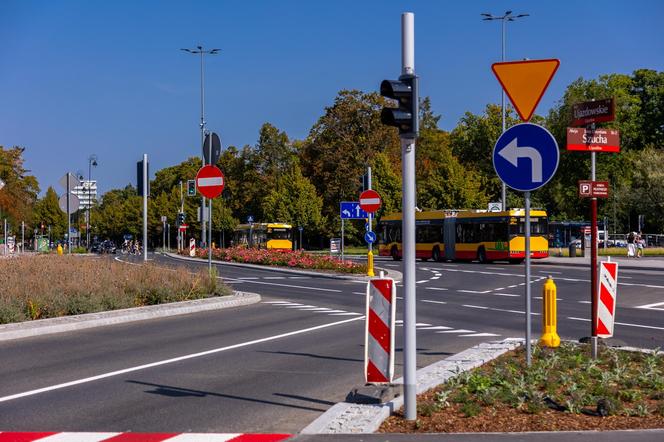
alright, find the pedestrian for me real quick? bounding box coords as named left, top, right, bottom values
left=637, top=232, right=645, bottom=258
left=627, top=231, right=636, bottom=258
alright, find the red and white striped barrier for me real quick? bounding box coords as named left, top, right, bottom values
left=365, top=276, right=396, bottom=383
left=189, top=237, right=196, bottom=257
left=0, top=432, right=291, bottom=441
left=597, top=260, right=619, bottom=338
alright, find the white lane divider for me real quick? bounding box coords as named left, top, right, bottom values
left=0, top=316, right=365, bottom=404
left=462, top=304, right=541, bottom=316
left=421, top=299, right=447, bottom=305
left=636, top=301, right=664, bottom=311
left=567, top=317, right=664, bottom=331
left=426, top=287, right=448, bottom=291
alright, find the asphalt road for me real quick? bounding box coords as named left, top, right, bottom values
left=1, top=253, right=662, bottom=434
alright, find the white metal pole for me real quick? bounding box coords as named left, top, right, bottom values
left=525, top=192, right=532, bottom=366
left=67, top=174, right=71, bottom=254
left=367, top=166, right=372, bottom=257
left=208, top=135, right=213, bottom=273
left=143, top=154, right=148, bottom=262
left=500, top=19, right=507, bottom=210
left=341, top=218, right=345, bottom=261
left=401, top=11, right=418, bottom=422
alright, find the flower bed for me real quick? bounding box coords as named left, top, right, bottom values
left=184, top=246, right=367, bottom=274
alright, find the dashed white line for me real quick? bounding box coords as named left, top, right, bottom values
left=421, top=300, right=447, bottom=305
left=462, top=304, right=541, bottom=316
left=237, top=277, right=259, bottom=280
left=636, top=301, right=664, bottom=310
left=425, top=287, right=448, bottom=291
left=492, top=293, right=520, bottom=297
left=458, top=289, right=491, bottom=294
left=460, top=332, right=500, bottom=337
left=578, top=301, right=591, bottom=304
left=567, top=317, right=664, bottom=331
left=437, top=329, right=476, bottom=334
left=418, top=325, right=452, bottom=330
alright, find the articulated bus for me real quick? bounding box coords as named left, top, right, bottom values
left=377, top=209, right=549, bottom=264
left=233, top=223, right=293, bottom=250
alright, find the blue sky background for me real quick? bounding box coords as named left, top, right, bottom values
left=1, top=0, right=663, bottom=195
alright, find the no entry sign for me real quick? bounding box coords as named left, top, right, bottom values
left=359, top=189, right=381, bottom=213
left=196, top=165, right=225, bottom=199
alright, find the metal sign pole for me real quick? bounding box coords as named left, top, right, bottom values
left=143, top=154, right=148, bottom=262
left=367, top=166, right=373, bottom=275
left=208, top=135, right=213, bottom=274
left=67, top=174, right=71, bottom=254
left=341, top=218, right=345, bottom=261
left=401, top=11, right=418, bottom=421
left=524, top=191, right=532, bottom=366
left=591, top=151, right=598, bottom=359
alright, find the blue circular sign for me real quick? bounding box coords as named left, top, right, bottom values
left=492, top=123, right=559, bottom=192
left=364, top=231, right=376, bottom=244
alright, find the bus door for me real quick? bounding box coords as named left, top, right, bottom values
left=444, top=217, right=456, bottom=260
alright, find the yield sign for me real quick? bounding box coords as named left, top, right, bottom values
left=359, top=189, right=381, bottom=213
left=491, top=59, right=560, bottom=122
left=195, top=165, right=225, bottom=199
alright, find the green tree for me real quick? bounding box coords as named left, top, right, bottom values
left=32, top=186, right=67, bottom=240
left=0, top=146, right=40, bottom=230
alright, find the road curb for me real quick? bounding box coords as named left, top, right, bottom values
left=0, top=291, right=261, bottom=342
left=535, top=258, right=664, bottom=272
left=162, top=252, right=403, bottom=281
left=301, top=338, right=522, bottom=434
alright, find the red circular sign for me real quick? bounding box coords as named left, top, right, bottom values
left=359, top=189, right=382, bottom=213
left=196, top=165, right=225, bottom=199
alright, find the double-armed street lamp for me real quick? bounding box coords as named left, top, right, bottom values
left=181, top=45, right=220, bottom=244
left=481, top=10, right=529, bottom=211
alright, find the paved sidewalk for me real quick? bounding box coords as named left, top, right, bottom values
left=538, top=255, right=664, bottom=271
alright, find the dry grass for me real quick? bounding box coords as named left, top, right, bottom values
left=0, top=255, right=231, bottom=324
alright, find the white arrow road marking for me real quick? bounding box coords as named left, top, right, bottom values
left=499, top=137, right=543, bottom=182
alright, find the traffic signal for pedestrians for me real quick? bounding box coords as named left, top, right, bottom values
left=177, top=212, right=185, bottom=226
left=380, top=75, right=418, bottom=137
left=187, top=180, right=196, bottom=196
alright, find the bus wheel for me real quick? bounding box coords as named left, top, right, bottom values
left=509, top=258, right=524, bottom=264
left=391, top=246, right=401, bottom=261
left=432, top=247, right=441, bottom=262
left=478, top=247, right=491, bottom=264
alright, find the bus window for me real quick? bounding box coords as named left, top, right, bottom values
left=510, top=218, right=549, bottom=236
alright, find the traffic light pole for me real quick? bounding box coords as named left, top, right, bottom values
left=143, top=154, right=148, bottom=262
left=401, top=11, right=418, bottom=422
left=367, top=166, right=374, bottom=277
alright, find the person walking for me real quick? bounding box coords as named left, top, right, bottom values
left=637, top=232, right=645, bottom=258
left=627, top=231, right=636, bottom=258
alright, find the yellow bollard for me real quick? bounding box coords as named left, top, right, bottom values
left=57, top=244, right=63, bottom=255
left=540, top=276, right=560, bottom=347
left=367, top=250, right=375, bottom=277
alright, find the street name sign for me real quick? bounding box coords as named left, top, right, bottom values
left=572, top=98, right=615, bottom=126
left=493, top=123, right=560, bottom=192
left=567, top=128, right=620, bottom=152
left=359, top=189, right=382, bottom=213
left=195, top=165, right=225, bottom=199
left=578, top=180, right=609, bottom=198
left=491, top=59, right=560, bottom=122
left=340, top=201, right=368, bottom=219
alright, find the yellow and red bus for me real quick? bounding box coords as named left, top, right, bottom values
left=233, top=223, right=293, bottom=250
left=377, top=209, right=549, bottom=264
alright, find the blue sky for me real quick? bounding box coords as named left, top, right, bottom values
left=1, top=0, right=663, bottom=195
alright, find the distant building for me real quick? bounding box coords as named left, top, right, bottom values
left=72, top=180, right=97, bottom=210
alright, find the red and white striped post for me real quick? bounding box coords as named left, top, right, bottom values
left=189, top=237, right=196, bottom=257
left=365, top=274, right=396, bottom=383
left=597, top=259, right=619, bottom=338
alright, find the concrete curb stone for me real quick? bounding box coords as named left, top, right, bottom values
left=0, top=291, right=261, bottom=342
left=301, top=338, right=522, bottom=434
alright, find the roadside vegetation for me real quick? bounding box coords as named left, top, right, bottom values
left=0, top=255, right=230, bottom=324
left=184, top=246, right=367, bottom=274
left=381, top=342, right=664, bottom=432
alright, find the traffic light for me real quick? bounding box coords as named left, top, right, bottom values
left=187, top=179, right=196, bottom=196
left=380, top=74, right=418, bottom=137
left=177, top=212, right=185, bottom=226
left=358, top=174, right=368, bottom=192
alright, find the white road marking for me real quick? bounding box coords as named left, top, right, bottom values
left=578, top=301, right=591, bottom=304
left=237, top=277, right=259, bottom=280
left=437, top=329, right=476, bottom=334
left=262, top=301, right=292, bottom=304
left=567, top=317, right=664, bottom=331
left=462, top=304, right=541, bottom=316
left=288, top=276, right=311, bottom=279
left=329, top=312, right=362, bottom=316
left=493, top=267, right=505, bottom=270
left=507, top=285, right=519, bottom=288
left=421, top=300, right=447, bottom=305
left=418, top=325, right=452, bottom=330
left=460, top=333, right=500, bottom=337
left=299, top=307, right=333, bottom=311
left=637, top=301, right=664, bottom=310
left=426, top=287, right=448, bottom=291
left=264, top=276, right=285, bottom=280
left=416, top=323, right=432, bottom=326
left=0, top=316, right=365, bottom=404
left=621, top=276, right=633, bottom=279
left=275, top=303, right=303, bottom=307
left=416, top=280, right=429, bottom=284
left=286, top=305, right=317, bottom=309
left=458, top=289, right=491, bottom=294
left=492, top=293, right=520, bottom=297
left=384, top=264, right=399, bottom=267
left=353, top=292, right=365, bottom=295
left=431, top=276, right=440, bottom=280
left=494, top=287, right=505, bottom=291
left=314, top=310, right=346, bottom=314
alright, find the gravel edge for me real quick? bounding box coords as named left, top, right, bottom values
left=0, top=291, right=261, bottom=342
left=301, top=338, right=523, bottom=434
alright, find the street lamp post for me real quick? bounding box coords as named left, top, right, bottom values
left=481, top=10, right=529, bottom=211
left=87, top=155, right=97, bottom=248
left=181, top=45, right=220, bottom=245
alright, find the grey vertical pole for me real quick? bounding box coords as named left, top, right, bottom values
left=367, top=166, right=372, bottom=257
left=591, top=152, right=598, bottom=359
left=401, top=11, right=418, bottom=422
left=163, top=219, right=166, bottom=251
left=167, top=223, right=170, bottom=251
left=341, top=218, right=345, bottom=261
left=21, top=221, right=24, bottom=253
left=524, top=192, right=532, bottom=366
left=3, top=219, right=6, bottom=255
left=143, top=154, right=148, bottom=262
left=208, top=134, right=213, bottom=273
left=500, top=19, right=507, bottom=211
left=67, top=173, right=71, bottom=254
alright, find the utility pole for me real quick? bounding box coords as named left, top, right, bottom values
left=142, top=154, right=148, bottom=262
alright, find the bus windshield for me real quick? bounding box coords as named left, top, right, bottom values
left=267, top=228, right=291, bottom=240
left=509, top=217, right=549, bottom=236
